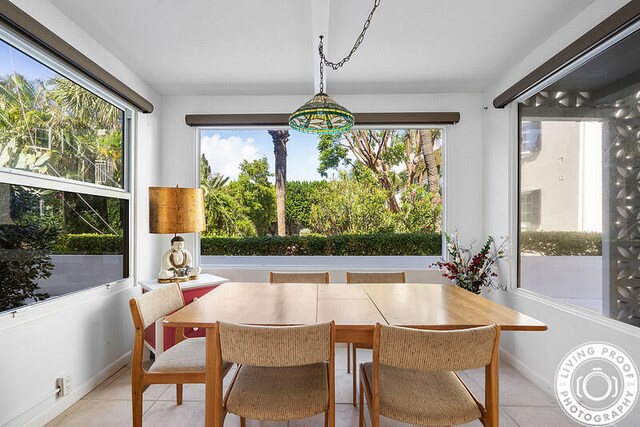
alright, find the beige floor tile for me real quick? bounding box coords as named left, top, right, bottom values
left=335, top=370, right=357, bottom=405
left=335, top=343, right=350, bottom=371
left=498, top=367, right=557, bottom=407
left=47, top=399, right=154, bottom=426
left=51, top=356, right=578, bottom=427
left=158, top=365, right=238, bottom=402
left=462, top=363, right=556, bottom=407
left=504, top=406, right=579, bottom=426
left=84, top=366, right=169, bottom=401
left=143, top=401, right=205, bottom=426
left=159, top=383, right=206, bottom=402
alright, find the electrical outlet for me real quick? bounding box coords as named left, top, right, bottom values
left=56, top=374, right=71, bottom=397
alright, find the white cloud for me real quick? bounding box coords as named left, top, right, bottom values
left=201, top=134, right=260, bottom=180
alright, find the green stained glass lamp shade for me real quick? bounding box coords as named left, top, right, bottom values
left=289, top=92, right=354, bottom=134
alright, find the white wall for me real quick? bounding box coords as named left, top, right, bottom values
left=0, top=1, right=162, bottom=425
left=161, top=92, right=486, bottom=265
left=482, top=1, right=640, bottom=425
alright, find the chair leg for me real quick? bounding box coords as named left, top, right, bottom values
left=346, top=343, right=351, bottom=373
left=358, top=379, right=364, bottom=427
left=131, top=379, right=143, bottom=427
left=240, top=416, right=246, bottom=427
left=176, top=384, right=183, bottom=405
left=352, top=344, right=358, bottom=406
left=324, top=411, right=329, bottom=427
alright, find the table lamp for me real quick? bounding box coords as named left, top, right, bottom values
left=149, top=186, right=205, bottom=283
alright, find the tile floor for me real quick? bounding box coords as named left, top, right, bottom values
left=48, top=344, right=577, bottom=426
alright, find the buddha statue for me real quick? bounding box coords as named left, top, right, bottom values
left=157, top=236, right=201, bottom=282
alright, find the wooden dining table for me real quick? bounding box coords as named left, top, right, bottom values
left=163, top=282, right=547, bottom=426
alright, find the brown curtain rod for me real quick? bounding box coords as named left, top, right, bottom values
left=0, top=0, right=154, bottom=113
left=185, top=112, right=460, bottom=127
left=493, top=0, right=640, bottom=109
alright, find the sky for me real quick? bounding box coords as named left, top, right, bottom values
left=0, top=39, right=57, bottom=81
left=201, top=129, right=329, bottom=182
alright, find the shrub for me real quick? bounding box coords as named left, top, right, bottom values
left=0, top=223, right=58, bottom=312
left=55, top=233, right=123, bottom=254
left=520, top=231, right=602, bottom=256
left=201, top=232, right=442, bottom=256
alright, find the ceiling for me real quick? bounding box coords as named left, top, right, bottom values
left=48, top=0, right=595, bottom=96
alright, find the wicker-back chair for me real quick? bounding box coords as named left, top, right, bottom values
left=346, top=271, right=406, bottom=284
left=346, top=271, right=406, bottom=405
left=359, top=324, right=501, bottom=427
left=215, top=321, right=336, bottom=427
left=128, top=284, right=231, bottom=427
left=269, top=271, right=330, bottom=284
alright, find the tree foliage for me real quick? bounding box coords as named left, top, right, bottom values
left=316, top=129, right=443, bottom=216
left=200, top=155, right=254, bottom=237
left=0, top=72, right=123, bottom=187
left=0, top=186, right=60, bottom=312
left=285, top=180, right=328, bottom=231
left=225, top=158, right=276, bottom=236
left=309, top=167, right=396, bottom=235
left=397, top=184, right=442, bottom=233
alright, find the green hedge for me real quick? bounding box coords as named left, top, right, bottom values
left=520, top=231, right=602, bottom=256
left=54, top=234, right=123, bottom=255
left=51, top=231, right=604, bottom=257
left=201, top=233, right=442, bottom=256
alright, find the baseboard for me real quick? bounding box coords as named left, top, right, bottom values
left=500, top=347, right=554, bottom=395
left=21, top=352, right=131, bottom=427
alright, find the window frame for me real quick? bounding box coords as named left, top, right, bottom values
left=194, top=124, right=448, bottom=270
left=0, top=24, right=136, bottom=317
left=508, top=22, right=640, bottom=335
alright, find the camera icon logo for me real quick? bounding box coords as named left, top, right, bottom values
left=555, top=342, right=638, bottom=426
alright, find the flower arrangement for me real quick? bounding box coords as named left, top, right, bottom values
left=432, top=233, right=508, bottom=294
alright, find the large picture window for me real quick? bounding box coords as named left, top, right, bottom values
left=518, top=28, right=640, bottom=327
left=0, top=31, right=131, bottom=314
left=198, top=127, right=444, bottom=261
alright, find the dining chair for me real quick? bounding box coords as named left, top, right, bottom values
left=346, top=271, right=406, bottom=405
left=128, top=283, right=232, bottom=427
left=359, top=324, right=501, bottom=427
left=214, top=321, right=336, bottom=427
left=346, top=271, right=406, bottom=284
left=269, top=271, right=330, bottom=284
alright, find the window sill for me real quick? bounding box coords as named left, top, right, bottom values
left=200, top=255, right=439, bottom=270
left=502, top=288, right=640, bottom=337
left=0, top=278, right=134, bottom=330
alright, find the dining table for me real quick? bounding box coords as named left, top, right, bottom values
left=163, top=282, right=547, bottom=427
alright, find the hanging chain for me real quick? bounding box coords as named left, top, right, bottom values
left=319, top=49, right=324, bottom=93
left=318, top=0, right=382, bottom=72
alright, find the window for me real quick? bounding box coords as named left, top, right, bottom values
left=518, top=28, right=640, bottom=327
left=0, top=38, right=125, bottom=189
left=520, top=120, right=541, bottom=155
left=198, top=127, right=444, bottom=263
left=520, top=189, right=541, bottom=230
left=0, top=31, right=131, bottom=314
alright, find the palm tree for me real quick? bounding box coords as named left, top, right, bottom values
left=268, top=130, right=289, bottom=236
left=46, top=76, right=123, bottom=185
left=0, top=73, right=48, bottom=147
left=47, top=77, right=121, bottom=131
left=419, top=129, right=440, bottom=194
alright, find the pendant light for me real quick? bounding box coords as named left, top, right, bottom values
left=289, top=0, right=382, bottom=134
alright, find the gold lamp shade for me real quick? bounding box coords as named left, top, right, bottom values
left=149, top=187, right=205, bottom=234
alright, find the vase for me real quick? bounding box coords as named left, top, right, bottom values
left=455, top=278, right=482, bottom=295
